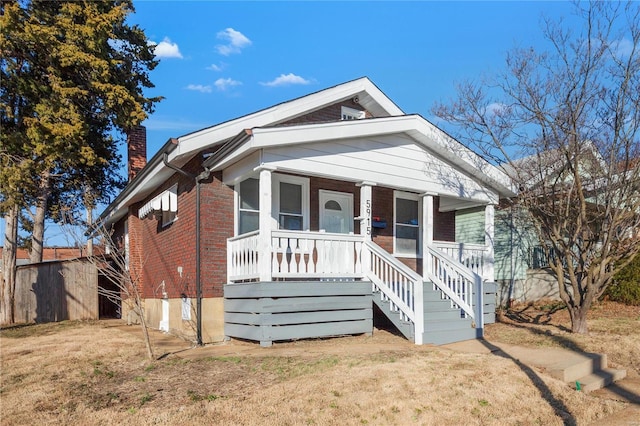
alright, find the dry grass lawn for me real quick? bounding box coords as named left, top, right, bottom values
left=1, top=300, right=638, bottom=425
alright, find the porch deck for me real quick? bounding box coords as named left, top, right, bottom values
left=226, top=230, right=494, bottom=346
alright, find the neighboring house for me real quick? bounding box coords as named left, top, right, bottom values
left=99, top=77, right=514, bottom=346
left=493, top=204, right=560, bottom=304
left=493, top=144, right=640, bottom=304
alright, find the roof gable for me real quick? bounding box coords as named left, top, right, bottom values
left=101, top=77, right=403, bottom=224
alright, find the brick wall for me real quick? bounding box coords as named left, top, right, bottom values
left=132, top=156, right=234, bottom=300
left=127, top=125, right=147, bottom=181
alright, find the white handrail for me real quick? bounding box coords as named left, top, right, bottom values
left=426, top=245, right=477, bottom=320
left=433, top=241, right=487, bottom=279
left=364, top=240, right=424, bottom=344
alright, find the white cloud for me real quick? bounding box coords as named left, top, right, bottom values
left=150, top=37, right=183, bottom=59
left=186, top=84, right=213, bottom=93
left=215, top=77, right=242, bottom=91
left=207, top=63, right=223, bottom=72
left=260, top=73, right=312, bottom=87
left=216, top=28, right=251, bottom=56
left=484, top=102, right=507, bottom=116
left=610, top=38, right=633, bottom=58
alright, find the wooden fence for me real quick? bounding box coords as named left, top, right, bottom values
left=13, top=259, right=99, bottom=324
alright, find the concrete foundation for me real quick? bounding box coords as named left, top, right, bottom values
left=143, top=297, right=226, bottom=343
left=497, top=268, right=560, bottom=305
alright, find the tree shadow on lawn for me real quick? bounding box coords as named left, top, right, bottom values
left=489, top=313, right=640, bottom=416
left=501, top=302, right=572, bottom=332
left=479, top=338, right=579, bottom=425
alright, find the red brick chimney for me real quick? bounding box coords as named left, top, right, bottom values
left=127, top=125, right=147, bottom=181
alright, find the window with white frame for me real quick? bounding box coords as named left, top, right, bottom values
left=238, top=178, right=259, bottom=234
left=341, top=106, right=366, bottom=121
left=394, top=192, right=421, bottom=256
left=274, top=174, right=309, bottom=231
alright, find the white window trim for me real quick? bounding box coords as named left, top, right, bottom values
left=341, top=106, right=365, bottom=120
left=235, top=177, right=260, bottom=236
left=272, top=174, right=310, bottom=231
left=393, top=190, right=422, bottom=258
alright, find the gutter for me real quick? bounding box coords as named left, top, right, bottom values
left=163, top=153, right=211, bottom=347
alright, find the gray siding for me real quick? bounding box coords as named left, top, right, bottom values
left=224, top=281, right=372, bottom=346
left=455, top=207, right=485, bottom=245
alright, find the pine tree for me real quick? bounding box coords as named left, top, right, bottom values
left=1, top=0, right=160, bottom=323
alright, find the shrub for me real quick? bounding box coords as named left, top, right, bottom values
left=604, top=254, right=640, bottom=306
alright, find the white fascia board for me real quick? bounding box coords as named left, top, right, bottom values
left=174, top=77, right=402, bottom=161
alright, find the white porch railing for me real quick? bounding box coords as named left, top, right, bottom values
left=227, top=231, right=483, bottom=342
left=365, top=240, right=424, bottom=344
left=426, top=246, right=479, bottom=323
left=271, top=230, right=366, bottom=279
left=433, top=241, right=487, bottom=280
left=227, top=230, right=260, bottom=281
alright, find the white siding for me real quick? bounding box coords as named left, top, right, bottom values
left=263, top=135, right=498, bottom=204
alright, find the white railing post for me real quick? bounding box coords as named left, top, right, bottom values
left=357, top=181, right=375, bottom=276
left=422, top=193, right=435, bottom=280
left=357, top=181, right=374, bottom=241
left=484, top=204, right=495, bottom=282
left=258, top=167, right=275, bottom=281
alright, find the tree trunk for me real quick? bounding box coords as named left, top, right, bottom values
left=1, top=205, right=19, bottom=324
left=30, top=171, right=51, bottom=264
left=137, top=300, right=155, bottom=361
left=569, top=306, right=589, bottom=334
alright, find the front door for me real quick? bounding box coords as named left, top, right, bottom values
left=319, top=190, right=353, bottom=234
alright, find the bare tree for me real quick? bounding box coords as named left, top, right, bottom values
left=433, top=1, right=640, bottom=333
left=64, top=218, right=155, bottom=360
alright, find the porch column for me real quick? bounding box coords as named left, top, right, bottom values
left=422, top=193, right=435, bottom=280
left=484, top=204, right=495, bottom=282
left=356, top=181, right=375, bottom=240
left=258, top=167, right=274, bottom=281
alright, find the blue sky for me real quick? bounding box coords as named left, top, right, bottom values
left=3, top=0, right=580, bottom=247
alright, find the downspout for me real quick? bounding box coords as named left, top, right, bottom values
left=163, top=153, right=209, bottom=346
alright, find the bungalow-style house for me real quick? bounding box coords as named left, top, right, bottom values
left=99, top=77, right=514, bottom=346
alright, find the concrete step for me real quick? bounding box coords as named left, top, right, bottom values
left=546, top=352, right=607, bottom=383
left=574, top=368, right=627, bottom=393
left=478, top=343, right=627, bottom=393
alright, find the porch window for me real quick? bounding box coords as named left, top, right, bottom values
left=394, top=192, right=421, bottom=256
left=274, top=174, right=309, bottom=231
left=239, top=178, right=259, bottom=234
